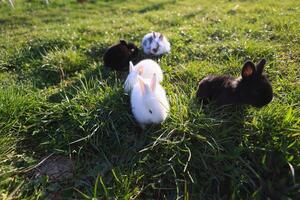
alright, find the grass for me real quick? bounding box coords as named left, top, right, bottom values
left=0, top=0, right=299, bottom=199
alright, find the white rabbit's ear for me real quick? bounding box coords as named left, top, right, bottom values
left=138, top=76, right=151, bottom=95
left=137, top=66, right=144, bottom=75
left=138, top=76, right=147, bottom=95
left=159, top=33, right=163, bottom=40
left=152, top=32, right=156, bottom=38
left=129, top=61, right=134, bottom=72
left=150, top=73, right=157, bottom=92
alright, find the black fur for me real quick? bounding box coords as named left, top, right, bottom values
left=196, top=59, right=273, bottom=108
left=103, top=40, right=139, bottom=71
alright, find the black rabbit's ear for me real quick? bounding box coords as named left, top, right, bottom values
left=242, top=61, right=256, bottom=78
left=152, top=32, right=156, bottom=38
left=119, top=40, right=127, bottom=45
left=256, top=58, right=266, bottom=75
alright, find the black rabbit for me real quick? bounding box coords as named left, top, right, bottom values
left=196, top=59, right=273, bottom=108
left=103, top=40, right=139, bottom=71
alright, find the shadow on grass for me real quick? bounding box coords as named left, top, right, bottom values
left=47, top=62, right=128, bottom=103
left=0, top=16, right=33, bottom=28
left=190, top=103, right=247, bottom=199
left=4, top=38, right=69, bottom=71
left=2, top=38, right=115, bottom=89
left=138, top=0, right=177, bottom=14
left=11, top=71, right=146, bottom=198
left=2, top=38, right=72, bottom=88
left=85, top=42, right=109, bottom=62
left=186, top=100, right=298, bottom=199
left=134, top=96, right=247, bottom=199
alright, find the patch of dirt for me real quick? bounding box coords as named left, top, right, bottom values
left=31, top=155, right=74, bottom=182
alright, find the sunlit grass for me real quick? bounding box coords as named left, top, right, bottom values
left=0, top=0, right=299, bottom=199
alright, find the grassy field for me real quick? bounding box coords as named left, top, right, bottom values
left=0, top=0, right=299, bottom=199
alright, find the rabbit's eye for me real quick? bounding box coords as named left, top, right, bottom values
left=152, top=46, right=159, bottom=53
left=149, top=109, right=153, bottom=114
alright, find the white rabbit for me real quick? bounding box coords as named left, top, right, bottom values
left=142, top=32, right=171, bottom=56
left=131, top=74, right=170, bottom=128
left=124, top=59, right=163, bottom=94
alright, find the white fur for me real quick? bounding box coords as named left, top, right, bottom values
left=142, top=32, right=171, bottom=56
left=131, top=74, right=169, bottom=128
left=231, top=77, right=242, bottom=88
left=124, top=59, right=163, bottom=94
